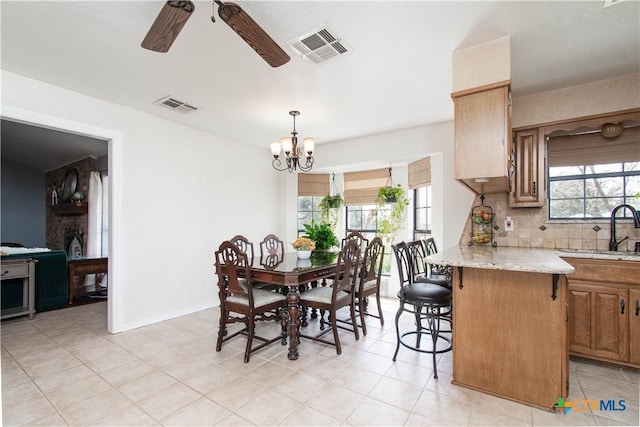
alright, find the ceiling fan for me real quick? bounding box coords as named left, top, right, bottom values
left=141, top=1, right=290, bottom=68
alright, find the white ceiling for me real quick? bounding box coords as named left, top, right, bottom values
left=1, top=1, right=639, bottom=171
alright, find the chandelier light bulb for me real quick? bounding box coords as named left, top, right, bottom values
left=281, top=137, right=293, bottom=154
left=303, top=137, right=315, bottom=156
left=270, top=141, right=281, bottom=157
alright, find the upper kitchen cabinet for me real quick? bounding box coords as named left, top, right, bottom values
left=509, top=127, right=546, bottom=207
left=453, top=83, right=511, bottom=194
left=452, top=36, right=511, bottom=195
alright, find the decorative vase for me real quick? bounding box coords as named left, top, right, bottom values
left=297, top=250, right=312, bottom=259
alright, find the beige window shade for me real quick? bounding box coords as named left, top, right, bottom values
left=298, top=173, right=329, bottom=196
left=408, top=157, right=431, bottom=189
left=344, top=168, right=390, bottom=205
left=548, top=127, right=640, bottom=167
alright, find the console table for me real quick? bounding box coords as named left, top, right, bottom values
left=1, top=258, right=36, bottom=320
left=68, top=257, right=108, bottom=304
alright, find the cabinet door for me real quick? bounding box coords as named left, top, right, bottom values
left=454, top=85, right=509, bottom=182
left=509, top=128, right=545, bottom=207
left=591, top=285, right=628, bottom=362
left=568, top=285, right=592, bottom=354
left=629, top=288, right=640, bottom=365
left=569, top=281, right=628, bottom=362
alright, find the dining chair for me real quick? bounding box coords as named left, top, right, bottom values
left=215, top=240, right=287, bottom=363
left=391, top=241, right=452, bottom=379
left=341, top=231, right=369, bottom=250
left=406, top=240, right=450, bottom=289
left=420, top=237, right=453, bottom=286
left=298, top=239, right=361, bottom=354
left=354, top=236, right=385, bottom=336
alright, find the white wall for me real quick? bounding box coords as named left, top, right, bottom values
left=1, top=71, right=282, bottom=333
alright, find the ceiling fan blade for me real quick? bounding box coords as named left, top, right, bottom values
left=141, top=1, right=195, bottom=53
left=217, top=2, right=290, bottom=68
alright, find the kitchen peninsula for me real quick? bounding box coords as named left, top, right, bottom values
left=428, top=246, right=575, bottom=410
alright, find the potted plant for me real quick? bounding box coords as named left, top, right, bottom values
left=318, top=193, right=343, bottom=227
left=291, top=237, right=316, bottom=259
left=376, top=185, right=404, bottom=204
left=375, top=185, right=409, bottom=244
left=302, top=219, right=339, bottom=251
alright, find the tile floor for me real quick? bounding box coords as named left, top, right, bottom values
left=2, top=298, right=639, bottom=426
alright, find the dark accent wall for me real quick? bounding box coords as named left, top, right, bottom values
left=0, top=157, right=46, bottom=247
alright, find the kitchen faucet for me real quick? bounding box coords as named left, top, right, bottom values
left=609, top=204, right=640, bottom=251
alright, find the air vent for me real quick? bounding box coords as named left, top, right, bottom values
left=153, top=96, right=198, bottom=113
left=286, top=24, right=350, bottom=64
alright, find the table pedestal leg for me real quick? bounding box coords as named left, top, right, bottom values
left=286, top=286, right=300, bottom=360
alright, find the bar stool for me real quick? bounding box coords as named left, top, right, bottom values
left=391, top=241, right=452, bottom=379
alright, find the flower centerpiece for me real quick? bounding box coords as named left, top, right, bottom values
left=292, top=237, right=316, bottom=259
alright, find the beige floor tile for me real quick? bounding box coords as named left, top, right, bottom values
left=1, top=381, right=57, bottom=426
left=279, top=403, right=342, bottom=426
left=117, top=370, right=177, bottom=402
left=100, top=359, right=157, bottom=386
left=346, top=396, right=410, bottom=426
left=206, top=376, right=267, bottom=411
left=234, top=389, right=299, bottom=426
left=42, top=372, right=112, bottom=409
left=351, top=351, right=394, bottom=375
left=404, top=412, right=442, bottom=426
left=57, top=388, right=132, bottom=426
left=329, top=365, right=382, bottom=395
left=180, top=364, right=240, bottom=395
left=531, top=406, right=596, bottom=426
left=3, top=333, right=60, bottom=358
left=271, top=370, right=328, bottom=402
left=579, top=390, right=639, bottom=426
left=34, top=364, right=100, bottom=393
left=214, top=413, right=256, bottom=426
left=244, top=359, right=296, bottom=388
left=136, top=381, right=201, bottom=420
left=578, top=372, right=640, bottom=400
left=16, top=347, right=82, bottom=380
left=472, top=388, right=534, bottom=423
left=411, top=389, right=474, bottom=425
left=160, top=396, right=232, bottom=426
left=424, top=372, right=485, bottom=404
left=306, top=383, right=366, bottom=421
left=367, top=376, right=422, bottom=412
left=92, top=403, right=156, bottom=426
left=26, top=411, right=70, bottom=426
left=469, top=404, right=533, bottom=426
left=592, top=414, right=631, bottom=426
left=383, top=359, right=432, bottom=388
left=1, top=357, right=31, bottom=387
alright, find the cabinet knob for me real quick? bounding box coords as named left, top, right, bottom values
left=532, top=181, right=537, bottom=196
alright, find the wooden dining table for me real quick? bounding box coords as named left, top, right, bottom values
left=248, top=251, right=339, bottom=360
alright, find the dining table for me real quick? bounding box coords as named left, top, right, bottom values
left=248, top=250, right=340, bottom=360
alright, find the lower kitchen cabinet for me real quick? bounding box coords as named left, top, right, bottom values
left=566, top=257, right=640, bottom=368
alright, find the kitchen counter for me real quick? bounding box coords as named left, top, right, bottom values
left=556, top=248, right=640, bottom=262
left=428, top=245, right=570, bottom=411
left=427, top=245, right=575, bottom=274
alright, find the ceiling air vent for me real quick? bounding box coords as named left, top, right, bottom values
left=286, top=24, right=350, bottom=64
left=153, top=96, right=198, bottom=113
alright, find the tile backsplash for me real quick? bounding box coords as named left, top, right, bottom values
left=461, top=193, right=640, bottom=252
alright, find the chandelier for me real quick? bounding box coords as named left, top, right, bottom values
left=270, top=110, right=315, bottom=172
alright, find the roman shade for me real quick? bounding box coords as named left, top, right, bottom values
left=548, top=126, right=640, bottom=167
left=344, top=168, right=389, bottom=205
left=408, top=157, right=431, bottom=189
left=298, top=173, right=329, bottom=196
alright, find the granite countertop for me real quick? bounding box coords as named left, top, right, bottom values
left=428, top=245, right=575, bottom=274
left=554, top=248, right=640, bottom=262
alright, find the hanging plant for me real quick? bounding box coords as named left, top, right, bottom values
left=375, top=185, right=409, bottom=244
left=318, top=193, right=343, bottom=227
left=376, top=185, right=404, bottom=204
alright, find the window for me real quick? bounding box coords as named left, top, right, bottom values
left=548, top=162, right=640, bottom=219
left=413, top=185, right=432, bottom=240
left=297, top=173, right=330, bottom=234
left=297, top=196, right=323, bottom=234
left=547, top=126, right=640, bottom=219
left=346, top=204, right=391, bottom=273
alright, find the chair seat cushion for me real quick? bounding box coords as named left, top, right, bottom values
left=300, top=286, right=349, bottom=304
left=398, top=282, right=451, bottom=305
left=228, top=288, right=286, bottom=308
left=360, top=280, right=378, bottom=292
left=414, top=273, right=450, bottom=287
